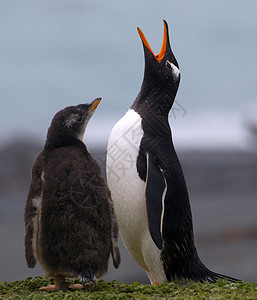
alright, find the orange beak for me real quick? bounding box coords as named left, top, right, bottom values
left=88, top=97, right=101, bottom=113
left=137, top=20, right=168, bottom=62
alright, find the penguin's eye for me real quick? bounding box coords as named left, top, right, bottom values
left=166, top=60, right=180, bottom=80
left=77, top=115, right=83, bottom=123
left=165, top=60, right=172, bottom=70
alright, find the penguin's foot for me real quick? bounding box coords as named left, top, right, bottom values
left=39, top=283, right=84, bottom=292
left=39, top=275, right=69, bottom=291
left=39, top=284, right=58, bottom=291
left=152, top=282, right=160, bottom=286
left=69, top=282, right=97, bottom=291
left=69, top=283, right=84, bottom=290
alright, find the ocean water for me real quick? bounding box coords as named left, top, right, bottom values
left=0, top=0, right=257, bottom=150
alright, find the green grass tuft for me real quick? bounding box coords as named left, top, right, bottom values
left=0, top=277, right=256, bottom=299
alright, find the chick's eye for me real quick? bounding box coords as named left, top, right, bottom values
left=77, top=115, right=83, bottom=122
left=165, top=60, right=172, bottom=70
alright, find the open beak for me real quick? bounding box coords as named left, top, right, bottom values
left=137, top=20, right=168, bottom=62
left=88, top=97, right=102, bottom=113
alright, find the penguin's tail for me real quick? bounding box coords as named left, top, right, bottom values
left=187, top=258, right=240, bottom=283
left=78, top=265, right=97, bottom=285
left=200, top=269, right=240, bottom=283
left=178, top=267, right=240, bottom=284
left=167, top=256, right=241, bottom=283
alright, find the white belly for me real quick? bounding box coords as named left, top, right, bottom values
left=106, top=109, right=165, bottom=284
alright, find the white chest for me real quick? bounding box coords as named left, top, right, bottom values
left=107, top=109, right=145, bottom=233
left=106, top=110, right=164, bottom=279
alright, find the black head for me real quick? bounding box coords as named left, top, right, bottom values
left=45, top=98, right=101, bottom=149
left=132, top=20, right=180, bottom=116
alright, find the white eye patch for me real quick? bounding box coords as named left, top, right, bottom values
left=64, top=113, right=79, bottom=128
left=166, top=60, right=180, bottom=80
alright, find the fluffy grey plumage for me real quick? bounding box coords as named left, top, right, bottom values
left=24, top=98, right=120, bottom=291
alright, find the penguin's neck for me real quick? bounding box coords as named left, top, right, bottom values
left=44, top=135, right=85, bottom=150
left=131, top=81, right=177, bottom=118
left=131, top=91, right=174, bottom=140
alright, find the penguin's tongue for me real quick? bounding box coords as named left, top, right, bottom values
left=137, top=23, right=167, bottom=62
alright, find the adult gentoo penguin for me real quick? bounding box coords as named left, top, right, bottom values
left=106, top=21, right=238, bottom=284
left=25, top=98, right=120, bottom=291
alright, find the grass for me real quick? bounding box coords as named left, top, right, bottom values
left=0, top=277, right=256, bottom=299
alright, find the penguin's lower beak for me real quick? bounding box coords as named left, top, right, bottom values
left=88, top=97, right=102, bottom=113
left=137, top=20, right=168, bottom=62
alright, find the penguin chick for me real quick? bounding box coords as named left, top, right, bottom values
left=24, top=98, right=120, bottom=291
left=106, top=21, right=239, bottom=284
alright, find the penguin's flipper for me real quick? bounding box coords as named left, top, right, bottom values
left=145, top=152, right=166, bottom=250
left=108, top=196, right=121, bottom=268
left=24, top=153, right=44, bottom=268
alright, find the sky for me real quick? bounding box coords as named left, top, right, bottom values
left=0, top=0, right=257, bottom=149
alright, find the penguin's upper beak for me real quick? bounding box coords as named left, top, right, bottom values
left=137, top=20, right=168, bottom=62
left=88, top=97, right=102, bottom=113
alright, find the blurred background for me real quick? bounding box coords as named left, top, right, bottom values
left=0, top=0, right=256, bottom=284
